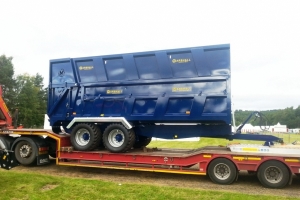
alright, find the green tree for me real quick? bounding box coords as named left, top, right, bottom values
left=15, top=74, right=47, bottom=128
left=0, top=55, right=16, bottom=110
left=33, top=73, right=48, bottom=126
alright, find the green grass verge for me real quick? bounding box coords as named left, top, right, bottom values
left=148, top=133, right=300, bottom=149
left=0, top=171, right=298, bottom=200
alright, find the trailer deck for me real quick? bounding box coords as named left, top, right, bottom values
left=1, top=129, right=300, bottom=188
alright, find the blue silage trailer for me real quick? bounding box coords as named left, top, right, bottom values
left=47, top=44, right=279, bottom=153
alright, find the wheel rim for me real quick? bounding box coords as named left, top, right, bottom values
left=75, top=128, right=90, bottom=146
left=264, top=166, right=283, bottom=183
left=19, top=144, right=32, bottom=158
left=108, top=129, right=125, bottom=147
left=213, top=163, right=231, bottom=180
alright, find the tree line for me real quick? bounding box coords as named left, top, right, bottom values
left=0, top=55, right=47, bottom=128
left=234, top=107, right=300, bottom=129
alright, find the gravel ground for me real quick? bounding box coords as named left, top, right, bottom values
left=11, top=159, right=300, bottom=198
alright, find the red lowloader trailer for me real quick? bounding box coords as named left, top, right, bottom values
left=1, top=128, right=300, bottom=189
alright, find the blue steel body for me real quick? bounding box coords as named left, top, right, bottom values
left=47, top=44, right=232, bottom=139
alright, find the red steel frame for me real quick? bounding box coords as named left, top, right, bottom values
left=0, top=86, right=13, bottom=128
left=1, top=129, right=300, bottom=176
left=57, top=146, right=300, bottom=176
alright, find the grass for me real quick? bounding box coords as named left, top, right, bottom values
left=0, top=171, right=298, bottom=200
left=148, top=133, right=300, bottom=149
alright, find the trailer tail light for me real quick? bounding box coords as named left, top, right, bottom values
left=39, top=147, right=49, bottom=155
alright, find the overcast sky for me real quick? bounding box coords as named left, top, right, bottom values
left=0, top=0, right=299, bottom=111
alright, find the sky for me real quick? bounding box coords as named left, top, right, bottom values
left=0, top=0, right=299, bottom=111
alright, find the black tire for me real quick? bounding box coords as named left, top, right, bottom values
left=208, top=158, right=237, bottom=185
left=70, top=123, right=101, bottom=151
left=133, top=136, right=152, bottom=148
left=97, top=124, right=108, bottom=149
left=14, top=140, right=36, bottom=165
left=97, top=138, right=105, bottom=150
left=257, top=160, right=290, bottom=188
left=128, top=129, right=136, bottom=149
left=52, top=126, right=61, bottom=134
left=103, top=124, right=135, bottom=153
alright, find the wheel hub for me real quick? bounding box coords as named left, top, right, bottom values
left=214, top=163, right=230, bottom=180
left=19, top=145, right=32, bottom=158
left=219, top=167, right=226, bottom=174
left=108, top=129, right=125, bottom=148
left=115, top=133, right=123, bottom=142
left=265, top=167, right=282, bottom=183
left=75, top=128, right=90, bottom=146
left=82, top=133, right=90, bottom=141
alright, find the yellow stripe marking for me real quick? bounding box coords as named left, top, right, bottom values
left=233, top=156, right=261, bottom=161
left=285, top=159, right=300, bottom=163
left=58, top=162, right=206, bottom=175
left=248, top=157, right=261, bottom=161
left=241, top=148, right=258, bottom=152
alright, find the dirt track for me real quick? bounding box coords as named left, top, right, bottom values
left=11, top=159, right=300, bottom=198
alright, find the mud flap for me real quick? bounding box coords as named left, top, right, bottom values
left=37, top=154, right=50, bottom=165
